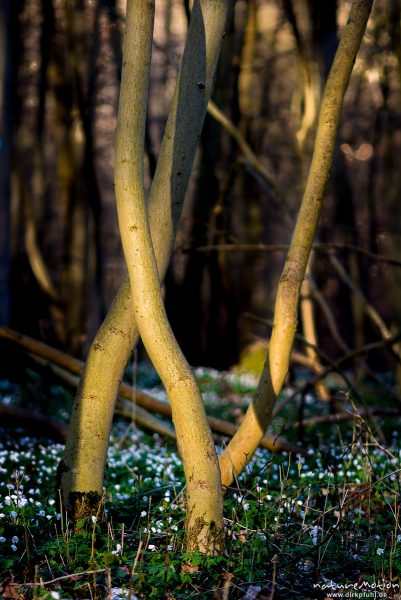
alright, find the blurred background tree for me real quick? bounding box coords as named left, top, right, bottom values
left=2, top=0, right=401, bottom=385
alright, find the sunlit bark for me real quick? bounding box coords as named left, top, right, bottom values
left=114, top=2, right=223, bottom=555
left=219, top=0, right=374, bottom=488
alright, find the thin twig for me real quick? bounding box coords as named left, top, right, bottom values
left=207, top=100, right=292, bottom=216
left=297, top=408, right=401, bottom=427
left=328, top=254, right=401, bottom=363
left=23, top=569, right=106, bottom=587
left=128, top=540, right=143, bottom=600
left=180, top=241, right=401, bottom=268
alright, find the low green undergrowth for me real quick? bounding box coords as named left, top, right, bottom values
left=0, top=367, right=401, bottom=598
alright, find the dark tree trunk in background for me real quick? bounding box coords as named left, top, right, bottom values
left=387, top=0, right=401, bottom=353
left=307, top=0, right=338, bottom=80
left=61, top=1, right=101, bottom=354
left=0, top=0, right=21, bottom=325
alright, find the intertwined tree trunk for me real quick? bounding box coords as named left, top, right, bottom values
left=59, top=0, right=228, bottom=553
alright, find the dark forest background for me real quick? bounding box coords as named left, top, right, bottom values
left=1, top=0, right=401, bottom=379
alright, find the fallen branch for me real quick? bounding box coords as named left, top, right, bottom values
left=29, top=355, right=177, bottom=441
left=0, top=404, right=67, bottom=443
left=0, top=327, right=303, bottom=454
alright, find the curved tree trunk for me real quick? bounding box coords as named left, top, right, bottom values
left=219, top=0, right=375, bottom=488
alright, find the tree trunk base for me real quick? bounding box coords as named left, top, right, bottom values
left=56, top=459, right=104, bottom=521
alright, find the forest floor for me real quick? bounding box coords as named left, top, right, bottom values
left=0, top=362, right=401, bottom=599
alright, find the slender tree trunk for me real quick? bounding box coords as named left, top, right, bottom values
left=300, top=257, right=330, bottom=401
left=115, top=0, right=223, bottom=553
left=59, top=0, right=229, bottom=551
left=219, top=0, right=374, bottom=488
left=118, top=0, right=225, bottom=553
left=115, top=2, right=223, bottom=554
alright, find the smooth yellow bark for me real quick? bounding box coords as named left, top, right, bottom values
left=219, top=0, right=374, bottom=487
left=115, top=0, right=223, bottom=554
